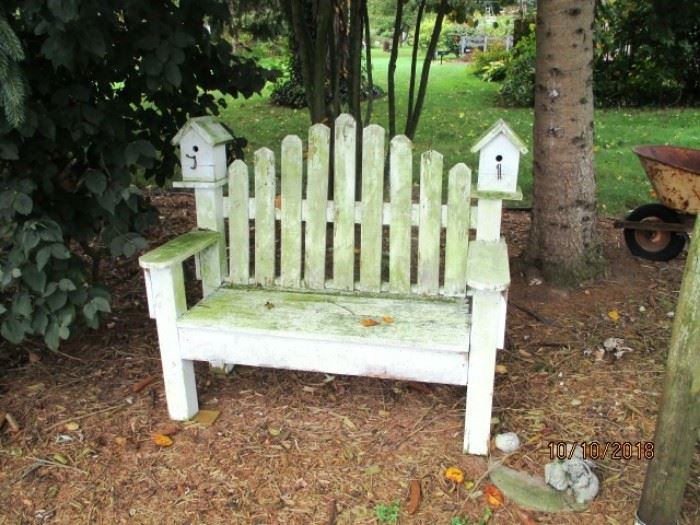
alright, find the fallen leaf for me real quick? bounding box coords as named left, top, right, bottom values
left=114, top=436, right=127, bottom=446
left=406, top=479, right=422, bottom=515
left=269, top=427, right=281, bottom=437
left=191, top=409, right=220, bottom=427
left=484, top=483, right=505, bottom=507
left=64, top=422, right=80, bottom=431
left=52, top=453, right=68, bottom=465
left=607, top=310, right=620, bottom=321
left=360, top=318, right=380, bottom=327
left=445, top=466, right=465, bottom=484
left=152, top=433, right=173, bottom=447
left=154, top=422, right=180, bottom=436
left=382, top=315, right=395, bottom=324
left=516, top=508, right=538, bottom=525
left=28, top=351, right=41, bottom=364
left=342, top=417, right=357, bottom=431
left=274, top=195, right=282, bottom=209
left=364, top=465, right=381, bottom=476
left=464, top=480, right=475, bottom=490
left=495, top=364, right=508, bottom=374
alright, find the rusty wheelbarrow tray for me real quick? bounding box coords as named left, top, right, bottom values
left=614, top=145, right=700, bottom=261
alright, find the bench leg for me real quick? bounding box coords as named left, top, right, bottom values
left=464, top=291, right=501, bottom=455
left=150, top=265, right=199, bottom=420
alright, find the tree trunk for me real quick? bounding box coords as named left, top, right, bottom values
left=362, top=0, right=373, bottom=125
left=636, top=219, right=700, bottom=525
left=405, top=0, right=447, bottom=140
left=406, top=0, right=426, bottom=126
left=526, top=0, right=599, bottom=284
left=387, top=0, right=404, bottom=138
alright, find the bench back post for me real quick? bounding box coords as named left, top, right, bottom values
left=171, top=117, right=233, bottom=287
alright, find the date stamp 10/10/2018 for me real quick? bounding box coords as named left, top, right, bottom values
left=548, top=441, right=655, bottom=461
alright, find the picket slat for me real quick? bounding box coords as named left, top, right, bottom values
left=389, top=135, right=413, bottom=294
left=228, top=160, right=249, bottom=284
left=332, top=113, right=357, bottom=291
left=280, top=135, right=303, bottom=287
left=254, top=148, right=276, bottom=286
left=444, top=163, right=472, bottom=296
left=304, top=124, right=331, bottom=289
left=359, top=125, right=385, bottom=292
left=417, top=150, right=443, bottom=294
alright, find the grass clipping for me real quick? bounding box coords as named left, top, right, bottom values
left=490, top=465, right=588, bottom=513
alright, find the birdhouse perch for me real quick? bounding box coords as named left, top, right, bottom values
left=471, top=119, right=527, bottom=194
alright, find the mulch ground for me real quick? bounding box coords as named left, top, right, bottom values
left=1, top=192, right=698, bottom=525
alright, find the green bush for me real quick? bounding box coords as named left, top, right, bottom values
left=498, top=32, right=536, bottom=106
left=0, top=1, right=273, bottom=351
left=472, top=47, right=510, bottom=82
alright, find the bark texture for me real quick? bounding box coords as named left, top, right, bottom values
left=637, top=219, right=700, bottom=524
left=527, top=0, right=599, bottom=284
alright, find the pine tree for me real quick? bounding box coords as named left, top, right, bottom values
left=0, top=12, right=27, bottom=128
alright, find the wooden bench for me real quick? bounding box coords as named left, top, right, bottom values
left=139, top=115, right=526, bottom=455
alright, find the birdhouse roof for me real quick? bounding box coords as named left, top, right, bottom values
left=171, top=116, right=234, bottom=146
left=470, top=119, right=528, bottom=154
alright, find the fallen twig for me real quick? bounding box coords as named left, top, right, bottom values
left=509, top=300, right=556, bottom=326
left=132, top=374, right=158, bottom=394
left=5, top=413, right=20, bottom=432
left=46, top=403, right=125, bottom=431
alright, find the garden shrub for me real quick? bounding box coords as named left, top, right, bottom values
left=498, top=32, right=535, bottom=107
left=0, top=1, right=274, bottom=351
left=472, top=47, right=510, bottom=82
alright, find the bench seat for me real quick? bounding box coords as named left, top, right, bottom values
left=176, top=287, right=471, bottom=385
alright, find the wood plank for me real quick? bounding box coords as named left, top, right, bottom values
left=177, top=287, right=469, bottom=351
left=444, top=163, right=472, bottom=296
left=280, top=135, right=303, bottom=287
left=304, top=123, right=331, bottom=289
left=332, top=113, right=357, bottom=291
left=139, top=230, right=221, bottom=270
left=179, top=327, right=469, bottom=386
left=228, top=160, right=250, bottom=284
left=476, top=199, right=503, bottom=241
left=254, top=148, right=276, bottom=286
left=417, top=150, right=443, bottom=294
left=389, top=135, right=413, bottom=294
left=464, top=291, right=501, bottom=454
left=466, top=239, right=510, bottom=291
left=223, top=197, right=478, bottom=230
left=359, top=124, right=385, bottom=292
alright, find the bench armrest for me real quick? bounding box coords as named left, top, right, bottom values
left=466, top=239, right=510, bottom=292
left=139, top=230, right=221, bottom=270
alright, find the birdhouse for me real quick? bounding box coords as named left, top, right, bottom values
left=171, top=116, right=234, bottom=182
left=471, top=119, right=528, bottom=193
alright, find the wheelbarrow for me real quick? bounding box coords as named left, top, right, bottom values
left=614, top=145, right=700, bottom=261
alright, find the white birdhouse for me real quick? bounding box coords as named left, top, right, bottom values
left=171, top=116, right=234, bottom=182
left=471, top=119, right=528, bottom=193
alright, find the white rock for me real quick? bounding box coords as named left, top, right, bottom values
left=494, top=432, right=521, bottom=453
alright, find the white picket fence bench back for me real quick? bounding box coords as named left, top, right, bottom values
left=226, top=115, right=479, bottom=297
left=140, top=114, right=526, bottom=455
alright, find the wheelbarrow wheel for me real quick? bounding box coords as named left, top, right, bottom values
left=623, top=204, right=686, bottom=261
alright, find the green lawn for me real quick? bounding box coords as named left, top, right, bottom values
left=217, top=52, right=700, bottom=215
